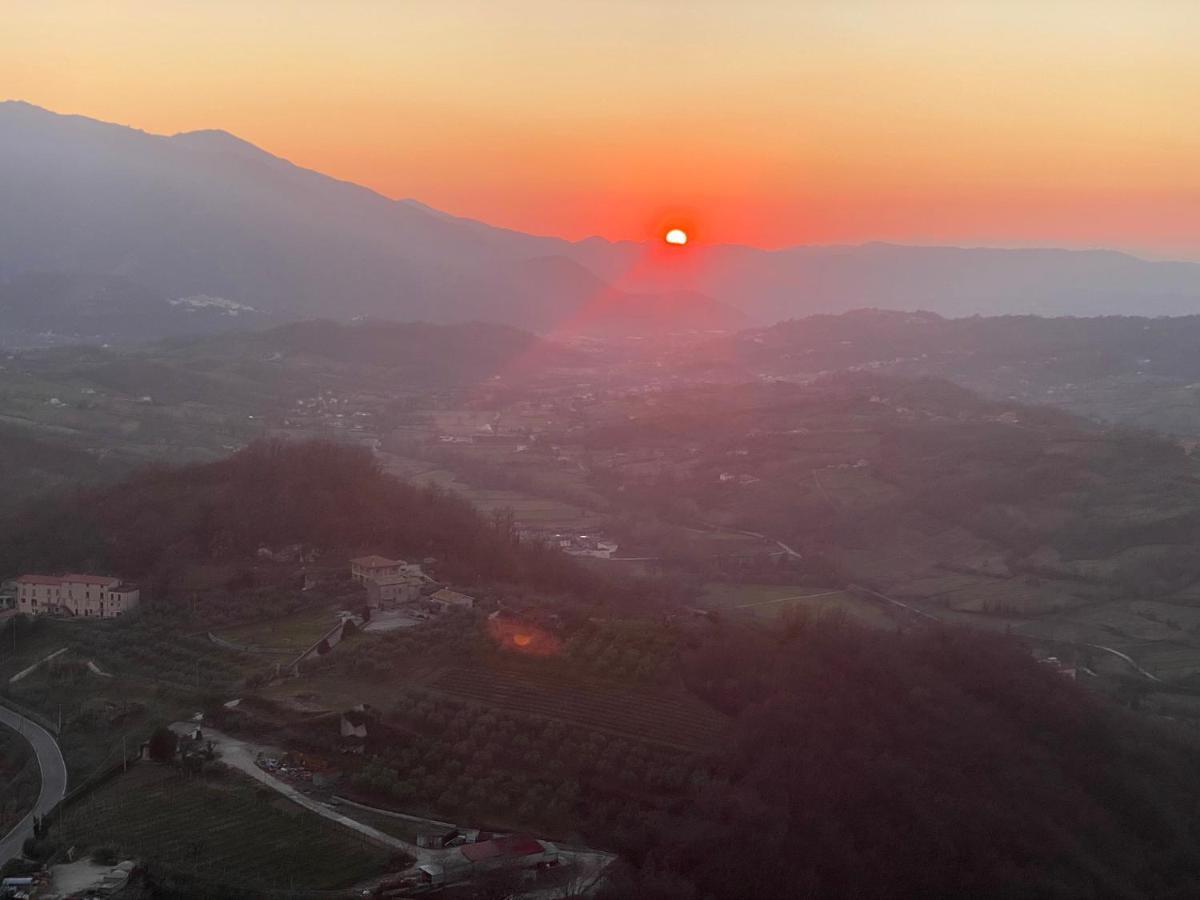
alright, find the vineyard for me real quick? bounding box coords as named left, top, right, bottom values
left=54, top=763, right=393, bottom=891
left=428, top=660, right=727, bottom=751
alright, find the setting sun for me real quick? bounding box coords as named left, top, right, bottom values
left=665, top=228, right=688, bottom=246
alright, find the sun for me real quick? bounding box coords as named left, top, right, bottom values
left=664, top=227, right=688, bottom=246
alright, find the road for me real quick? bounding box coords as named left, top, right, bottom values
left=849, top=584, right=943, bottom=624
left=1084, top=643, right=1163, bottom=682
left=175, top=724, right=615, bottom=890
left=0, top=701, right=68, bottom=867
left=169, top=723, right=437, bottom=863
left=698, top=522, right=804, bottom=560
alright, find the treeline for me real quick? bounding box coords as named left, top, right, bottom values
left=602, top=617, right=1200, bottom=898
left=0, top=424, right=128, bottom=515
left=0, top=726, right=38, bottom=837
left=0, top=439, right=629, bottom=607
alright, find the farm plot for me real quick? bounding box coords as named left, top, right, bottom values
left=54, top=763, right=393, bottom=891
left=699, top=583, right=895, bottom=628
left=215, top=604, right=343, bottom=653
left=392, top=459, right=605, bottom=532
left=1127, top=642, right=1200, bottom=681
left=428, top=663, right=726, bottom=752
left=928, top=578, right=1089, bottom=616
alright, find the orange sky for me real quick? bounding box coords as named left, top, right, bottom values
left=3, top=1, right=1200, bottom=255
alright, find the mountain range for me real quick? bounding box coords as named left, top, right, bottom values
left=4, top=100, right=1200, bottom=344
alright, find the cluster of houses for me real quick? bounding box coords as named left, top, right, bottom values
left=350, top=555, right=475, bottom=613
left=8, top=574, right=140, bottom=619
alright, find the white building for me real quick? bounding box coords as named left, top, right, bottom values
left=15, top=574, right=140, bottom=618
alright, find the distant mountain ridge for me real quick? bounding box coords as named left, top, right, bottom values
left=3, top=101, right=1200, bottom=343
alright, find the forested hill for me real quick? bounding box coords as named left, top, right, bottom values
left=0, top=440, right=616, bottom=604
left=605, top=617, right=1200, bottom=898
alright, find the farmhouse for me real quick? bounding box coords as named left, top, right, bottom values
left=14, top=574, right=140, bottom=618
left=350, top=555, right=427, bottom=607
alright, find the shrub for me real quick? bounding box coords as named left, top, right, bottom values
left=91, top=844, right=119, bottom=865
left=146, top=726, right=179, bottom=763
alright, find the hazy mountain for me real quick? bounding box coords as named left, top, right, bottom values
left=4, top=101, right=1200, bottom=343
left=0, top=101, right=738, bottom=341
left=567, top=241, right=1200, bottom=320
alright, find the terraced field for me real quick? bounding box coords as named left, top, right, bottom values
left=428, top=661, right=727, bottom=751
left=54, top=763, right=392, bottom=891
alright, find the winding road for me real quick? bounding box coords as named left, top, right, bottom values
left=173, top=723, right=615, bottom=891
left=0, top=701, right=67, bottom=867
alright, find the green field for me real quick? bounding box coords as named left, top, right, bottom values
left=381, top=454, right=606, bottom=532
left=215, top=604, right=342, bottom=653
left=54, top=763, right=395, bottom=891
left=699, top=582, right=896, bottom=628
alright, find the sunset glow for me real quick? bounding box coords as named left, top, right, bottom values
left=3, top=1, right=1199, bottom=255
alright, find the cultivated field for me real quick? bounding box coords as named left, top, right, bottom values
left=215, top=604, right=343, bottom=653
left=1, top=617, right=261, bottom=781
left=54, top=763, right=393, bottom=891
left=699, top=582, right=896, bottom=628
left=426, top=660, right=727, bottom=751
left=381, top=453, right=606, bottom=532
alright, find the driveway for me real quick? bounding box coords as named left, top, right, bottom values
left=172, top=723, right=616, bottom=889
left=0, top=701, right=68, bottom=866
left=169, top=723, right=435, bottom=863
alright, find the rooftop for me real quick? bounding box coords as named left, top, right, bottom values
left=431, top=588, right=474, bottom=604
left=351, top=555, right=405, bottom=569
left=459, top=835, right=545, bottom=862
left=16, top=573, right=128, bottom=587
left=16, top=574, right=64, bottom=585
left=63, top=574, right=121, bottom=586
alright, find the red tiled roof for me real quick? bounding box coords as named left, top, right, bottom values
left=351, top=555, right=404, bottom=569
left=459, top=836, right=545, bottom=862
left=63, top=574, right=120, bottom=586
left=15, top=575, right=63, bottom=585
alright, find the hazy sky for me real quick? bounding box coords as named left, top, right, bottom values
left=4, top=1, right=1199, bottom=254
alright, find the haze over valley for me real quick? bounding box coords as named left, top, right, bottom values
left=6, top=2, right=1200, bottom=897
